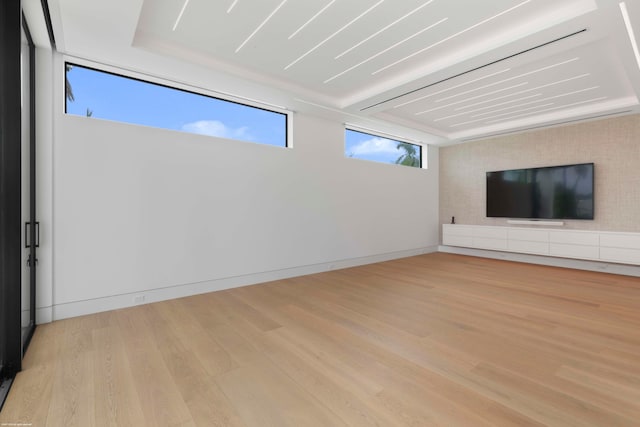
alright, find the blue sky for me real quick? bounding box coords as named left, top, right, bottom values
left=66, top=65, right=287, bottom=147
left=345, top=129, right=421, bottom=166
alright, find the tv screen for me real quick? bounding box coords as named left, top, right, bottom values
left=486, top=163, right=594, bottom=220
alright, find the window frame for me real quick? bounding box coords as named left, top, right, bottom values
left=344, top=126, right=426, bottom=169
left=63, top=59, right=291, bottom=148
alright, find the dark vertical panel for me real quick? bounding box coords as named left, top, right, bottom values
left=0, top=0, right=23, bottom=380
left=28, top=22, right=36, bottom=345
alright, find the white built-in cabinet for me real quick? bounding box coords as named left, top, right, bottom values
left=442, top=224, right=640, bottom=266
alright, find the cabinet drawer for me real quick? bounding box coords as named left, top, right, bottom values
left=549, top=231, right=599, bottom=246
left=600, top=247, right=640, bottom=265
left=474, top=227, right=508, bottom=239
left=474, top=237, right=508, bottom=251
left=600, top=234, right=640, bottom=250
left=443, top=235, right=473, bottom=247
left=550, top=243, right=599, bottom=260
left=443, top=225, right=475, bottom=237
left=508, top=240, right=549, bottom=255
left=508, top=229, right=549, bottom=243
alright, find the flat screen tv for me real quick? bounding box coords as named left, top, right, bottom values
left=486, top=163, right=594, bottom=220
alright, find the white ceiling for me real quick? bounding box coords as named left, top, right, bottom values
left=48, top=0, right=640, bottom=145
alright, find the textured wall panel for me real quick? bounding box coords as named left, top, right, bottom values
left=440, top=114, right=640, bottom=235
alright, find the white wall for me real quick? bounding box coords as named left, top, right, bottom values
left=49, top=56, right=440, bottom=320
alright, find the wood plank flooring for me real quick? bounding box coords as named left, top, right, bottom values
left=2, top=253, right=640, bottom=426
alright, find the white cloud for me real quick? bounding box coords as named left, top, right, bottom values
left=349, top=137, right=398, bottom=156
left=182, top=120, right=252, bottom=140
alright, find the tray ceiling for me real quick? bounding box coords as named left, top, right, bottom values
left=49, top=0, right=640, bottom=143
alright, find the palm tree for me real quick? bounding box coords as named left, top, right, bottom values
left=66, top=65, right=94, bottom=116
left=65, top=64, right=75, bottom=102
left=395, top=142, right=420, bottom=167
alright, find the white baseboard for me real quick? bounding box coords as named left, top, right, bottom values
left=49, top=246, right=439, bottom=322
left=36, top=306, right=53, bottom=324
left=438, top=245, right=640, bottom=277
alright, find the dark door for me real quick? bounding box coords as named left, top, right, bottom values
left=0, top=0, right=36, bottom=409
left=0, top=0, right=24, bottom=397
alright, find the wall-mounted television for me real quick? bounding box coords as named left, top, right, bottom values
left=486, top=163, right=594, bottom=220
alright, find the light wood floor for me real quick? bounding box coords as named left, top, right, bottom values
left=2, top=253, right=640, bottom=426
